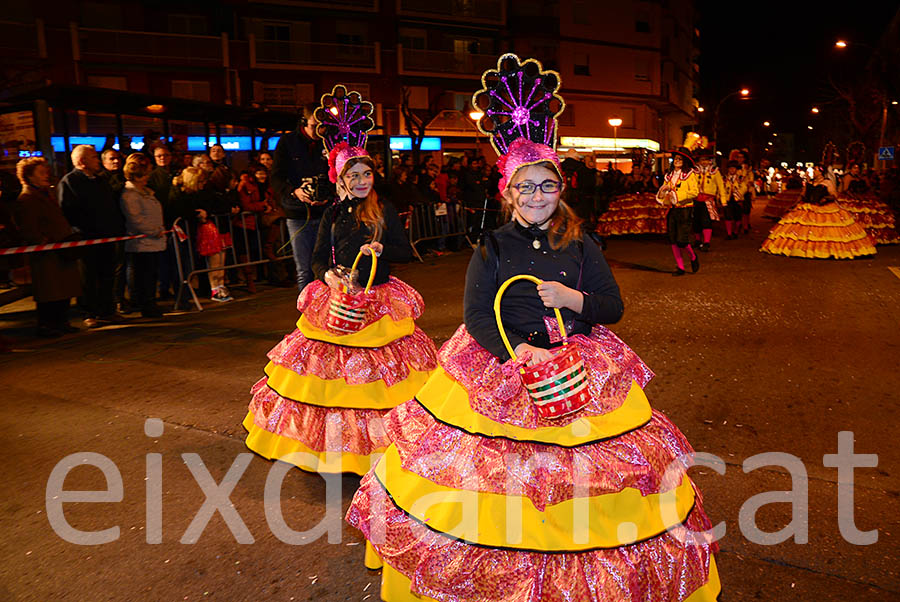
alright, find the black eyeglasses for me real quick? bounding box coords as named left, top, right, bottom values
left=512, top=179, right=561, bottom=195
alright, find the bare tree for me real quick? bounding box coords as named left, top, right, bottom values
left=399, top=86, right=443, bottom=166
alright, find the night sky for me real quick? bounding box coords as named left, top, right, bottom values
left=697, top=1, right=898, bottom=161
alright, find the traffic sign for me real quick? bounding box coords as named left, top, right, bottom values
left=878, top=146, right=895, bottom=160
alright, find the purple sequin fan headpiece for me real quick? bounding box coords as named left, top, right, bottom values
left=471, top=54, right=565, bottom=191
left=315, top=85, right=375, bottom=151
left=472, top=54, right=564, bottom=155
left=315, top=85, right=375, bottom=182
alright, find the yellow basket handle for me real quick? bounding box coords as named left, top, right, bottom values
left=493, top=274, right=566, bottom=361
left=346, top=248, right=378, bottom=294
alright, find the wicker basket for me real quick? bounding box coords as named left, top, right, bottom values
left=493, top=275, right=591, bottom=419
left=325, top=250, right=377, bottom=334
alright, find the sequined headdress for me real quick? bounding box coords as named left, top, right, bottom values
left=314, top=85, right=375, bottom=183
left=471, top=54, right=565, bottom=192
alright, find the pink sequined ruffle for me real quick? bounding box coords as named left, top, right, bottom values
left=438, top=325, right=654, bottom=429
left=388, top=401, right=693, bottom=509
left=298, top=277, right=424, bottom=329
left=268, top=326, right=437, bottom=386
left=248, top=379, right=391, bottom=455
left=347, top=477, right=717, bottom=602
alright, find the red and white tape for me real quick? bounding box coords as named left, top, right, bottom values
left=0, top=225, right=186, bottom=256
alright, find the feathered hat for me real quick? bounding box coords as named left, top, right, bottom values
left=471, top=54, right=565, bottom=192
left=670, top=132, right=702, bottom=168
left=314, top=85, right=375, bottom=183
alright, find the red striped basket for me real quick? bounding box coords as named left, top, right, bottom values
left=493, top=274, right=591, bottom=419
left=325, top=249, right=377, bottom=334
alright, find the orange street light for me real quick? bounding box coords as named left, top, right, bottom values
left=607, top=117, right=623, bottom=127
left=763, top=121, right=770, bottom=127
left=740, top=88, right=750, bottom=96
left=608, top=117, right=623, bottom=166
left=808, top=126, right=814, bottom=130
left=835, top=40, right=847, bottom=48
left=468, top=110, right=484, bottom=121
left=697, top=107, right=705, bottom=113
left=811, top=107, right=820, bottom=114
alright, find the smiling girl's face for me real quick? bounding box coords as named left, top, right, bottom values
left=342, top=161, right=374, bottom=199
left=503, top=163, right=562, bottom=229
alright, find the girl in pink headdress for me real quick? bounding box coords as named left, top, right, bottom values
left=347, top=54, right=721, bottom=601
left=242, top=86, right=438, bottom=475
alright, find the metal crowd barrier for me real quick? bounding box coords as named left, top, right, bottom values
left=171, top=211, right=292, bottom=311
left=405, top=202, right=474, bottom=262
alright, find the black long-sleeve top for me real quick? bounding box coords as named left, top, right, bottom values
left=57, top=168, right=125, bottom=238
left=464, top=221, right=624, bottom=361
left=270, top=130, right=331, bottom=221
left=311, top=196, right=412, bottom=287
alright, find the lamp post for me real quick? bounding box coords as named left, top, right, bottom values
left=608, top=117, right=622, bottom=169
left=713, top=88, right=750, bottom=153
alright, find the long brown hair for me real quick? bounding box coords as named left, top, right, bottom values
left=342, top=156, right=384, bottom=241
left=503, top=160, right=583, bottom=250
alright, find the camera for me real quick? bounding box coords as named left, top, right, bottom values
left=300, top=174, right=335, bottom=205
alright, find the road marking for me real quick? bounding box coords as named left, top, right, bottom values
left=889, top=267, right=900, bottom=281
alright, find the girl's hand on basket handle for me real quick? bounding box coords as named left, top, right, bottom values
left=514, top=343, right=554, bottom=366
left=360, top=242, right=383, bottom=257
left=537, top=281, right=584, bottom=313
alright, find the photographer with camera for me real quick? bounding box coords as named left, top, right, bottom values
left=271, top=103, right=333, bottom=292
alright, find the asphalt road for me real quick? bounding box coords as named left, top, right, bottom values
left=2, top=210, right=899, bottom=601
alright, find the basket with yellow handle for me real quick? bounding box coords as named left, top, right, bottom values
left=494, top=275, right=591, bottom=419
left=326, top=249, right=377, bottom=334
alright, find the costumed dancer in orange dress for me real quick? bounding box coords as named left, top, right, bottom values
left=243, top=85, right=438, bottom=474
left=346, top=53, right=721, bottom=602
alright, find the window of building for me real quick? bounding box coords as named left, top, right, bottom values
left=171, top=80, right=211, bottom=102
left=635, top=59, right=651, bottom=82
left=574, top=52, right=590, bottom=76
left=399, top=28, right=426, bottom=50
left=87, top=75, right=127, bottom=90
left=635, top=7, right=651, bottom=33
left=262, top=22, right=291, bottom=42
left=261, top=84, right=297, bottom=108
left=167, top=14, right=208, bottom=35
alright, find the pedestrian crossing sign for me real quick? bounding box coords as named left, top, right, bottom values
left=878, top=146, right=894, bottom=160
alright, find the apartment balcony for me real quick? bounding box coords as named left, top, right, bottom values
left=397, top=0, right=504, bottom=25
left=0, top=19, right=46, bottom=61
left=249, top=36, right=381, bottom=73
left=75, top=27, right=227, bottom=68
left=249, top=0, right=379, bottom=12
left=398, top=46, right=497, bottom=79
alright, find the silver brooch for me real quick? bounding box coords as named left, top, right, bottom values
left=532, top=239, right=541, bottom=249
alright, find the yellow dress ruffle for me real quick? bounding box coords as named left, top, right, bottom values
left=761, top=202, right=876, bottom=259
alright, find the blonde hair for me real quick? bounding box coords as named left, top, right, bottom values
left=16, top=156, right=48, bottom=187
left=502, top=160, right=583, bottom=250
left=123, top=154, right=152, bottom=182
left=342, top=156, right=384, bottom=241
left=174, top=166, right=208, bottom=194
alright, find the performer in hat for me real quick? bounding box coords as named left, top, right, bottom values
left=693, top=146, right=725, bottom=251
left=242, top=85, right=438, bottom=474
left=722, top=159, right=748, bottom=239
left=347, top=54, right=721, bottom=602
left=657, top=136, right=701, bottom=274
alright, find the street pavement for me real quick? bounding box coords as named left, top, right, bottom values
left=1, top=206, right=899, bottom=601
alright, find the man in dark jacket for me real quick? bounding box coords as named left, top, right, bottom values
left=270, top=103, right=332, bottom=292
left=560, top=149, right=598, bottom=225
left=58, top=145, right=126, bottom=326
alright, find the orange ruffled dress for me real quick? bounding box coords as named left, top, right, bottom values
left=243, top=277, right=438, bottom=474
left=762, top=189, right=802, bottom=219
left=760, top=185, right=876, bottom=259
left=596, top=193, right=668, bottom=236
left=836, top=193, right=900, bottom=245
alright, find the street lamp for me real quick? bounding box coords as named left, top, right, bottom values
left=468, top=110, right=484, bottom=121
left=763, top=121, right=770, bottom=127
left=811, top=107, right=819, bottom=114
left=713, top=88, right=750, bottom=152
left=835, top=40, right=847, bottom=48
left=608, top=117, right=622, bottom=168
left=697, top=107, right=705, bottom=113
